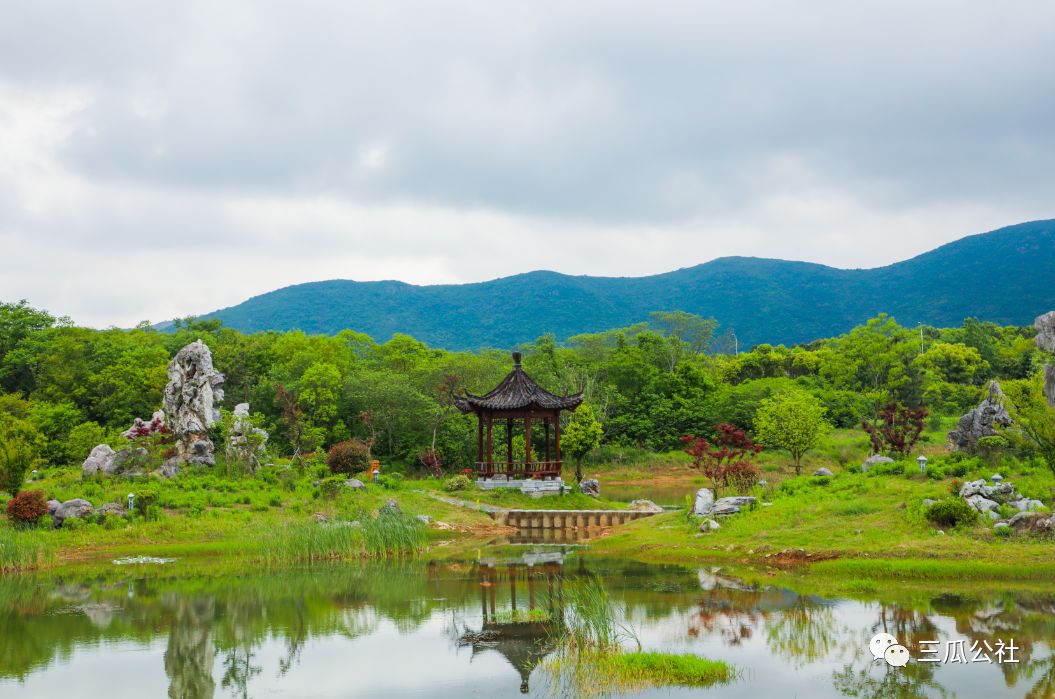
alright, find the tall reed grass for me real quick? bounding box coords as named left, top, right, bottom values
left=257, top=511, right=426, bottom=565
left=0, top=527, right=53, bottom=573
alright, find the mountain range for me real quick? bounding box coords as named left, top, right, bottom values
left=194, top=219, right=1055, bottom=349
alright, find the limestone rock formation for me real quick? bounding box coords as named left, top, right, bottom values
left=579, top=479, right=600, bottom=496
left=225, top=403, right=269, bottom=468
left=82, top=444, right=117, bottom=477
left=163, top=340, right=225, bottom=470
left=692, top=488, right=715, bottom=516
left=1036, top=312, right=1055, bottom=407
left=946, top=381, right=1012, bottom=452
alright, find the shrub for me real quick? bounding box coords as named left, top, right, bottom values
left=318, top=476, right=344, bottom=500
left=925, top=498, right=978, bottom=528
left=443, top=474, right=472, bottom=492
left=327, top=439, right=371, bottom=475
left=133, top=487, right=159, bottom=517
left=5, top=489, right=47, bottom=525
left=994, top=525, right=1013, bottom=538
left=724, top=461, right=761, bottom=494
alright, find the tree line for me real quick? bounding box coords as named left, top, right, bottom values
left=0, top=301, right=1046, bottom=478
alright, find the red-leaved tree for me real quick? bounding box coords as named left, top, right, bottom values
left=862, top=403, right=928, bottom=456
left=682, top=423, right=762, bottom=496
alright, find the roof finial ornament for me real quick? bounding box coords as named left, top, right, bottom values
left=512, top=351, right=522, bottom=366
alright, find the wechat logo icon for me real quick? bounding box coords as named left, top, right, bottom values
left=870, top=633, right=910, bottom=667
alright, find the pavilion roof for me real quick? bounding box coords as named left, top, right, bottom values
left=454, top=352, right=583, bottom=413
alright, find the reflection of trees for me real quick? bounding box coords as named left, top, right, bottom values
left=832, top=659, right=948, bottom=699
left=766, top=597, right=839, bottom=666
left=1024, top=656, right=1055, bottom=699
left=220, top=647, right=261, bottom=699
left=871, top=603, right=938, bottom=653
left=688, top=589, right=769, bottom=646
left=164, top=595, right=216, bottom=699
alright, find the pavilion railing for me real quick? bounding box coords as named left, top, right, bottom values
left=475, top=461, right=563, bottom=479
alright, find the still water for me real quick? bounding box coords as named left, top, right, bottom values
left=1, top=550, right=1053, bottom=698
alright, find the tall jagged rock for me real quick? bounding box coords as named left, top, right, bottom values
left=163, top=340, right=224, bottom=470
left=947, top=381, right=1012, bottom=452
left=1035, top=311, right=1055, bottom=407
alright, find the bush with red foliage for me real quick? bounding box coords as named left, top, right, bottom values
left=327, top=438, right=372, bottom=475
left=6, top=489, right=47, bottom=525
left=862, top=403, right=928, bottom=456
left=682, top=423, right=762, bottom=496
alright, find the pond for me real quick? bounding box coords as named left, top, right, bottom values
left=1, top=550, right=1053, bottom=698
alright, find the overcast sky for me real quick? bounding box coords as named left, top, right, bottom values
left=1, top=1, right=1053, bottom=327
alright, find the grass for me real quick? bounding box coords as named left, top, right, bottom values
left=606, top=652, right=734, bottom=688
left=0, top=526, right=53, bottom=573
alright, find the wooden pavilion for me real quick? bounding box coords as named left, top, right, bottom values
left=455, top=352, right=582, bottom=479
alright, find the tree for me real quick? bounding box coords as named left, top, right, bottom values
left=562, top=405, right=603, bottom=483
left=861, top=403, right=928, bottom=456
left=755, top=391, right=831, bottom=475
left=0, top=414, right=44, bottom=495
left=681, top=423, right=762, bottom=496
left=1002, top=375, right=1055, bottom=475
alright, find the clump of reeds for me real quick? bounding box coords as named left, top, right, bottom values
left=257, top=511, right=426, bottom=565
left=0, top=526, right=53, bottom=573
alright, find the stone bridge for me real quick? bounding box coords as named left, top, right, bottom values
left=490, top=509, right=659, bottom=530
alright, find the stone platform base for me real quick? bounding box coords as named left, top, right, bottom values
left=476, top=478, right=568, bottom=497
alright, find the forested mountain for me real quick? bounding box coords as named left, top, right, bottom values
left=195, top=220, right=1055, bottom=349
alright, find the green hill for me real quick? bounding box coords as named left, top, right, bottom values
left=197, top=219, right=1055, bottom=348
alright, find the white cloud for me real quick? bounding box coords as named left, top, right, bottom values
left=0, top=1, right=1052, bottom=327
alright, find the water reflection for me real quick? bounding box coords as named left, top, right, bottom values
left=0, top=558, right=1053, bottom=698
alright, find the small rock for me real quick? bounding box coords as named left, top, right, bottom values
left=433, top=521, right=454, bottom=530
left=812, top=467, right=834, bottom=477
left=345, top=478, right=366, bottom=490
left=762, top=502, right=773, bottom=507
left=379, top=499, right=401, bottom=516
left=922, top=499, right=937, bottom=508
left=627, top=499, right=663, bottom=513
left=416, top=515, right=432, bottom=524
left=313, top=513, right=328, bottom=523
left=579, top=479, right=600, bottom=496
left=936, top=530, right=945, bottom=536
left=692, top=488, right=715, bottom=516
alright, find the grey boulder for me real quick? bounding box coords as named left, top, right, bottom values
left=96, top=503, right=128, bottom=521
left=712, top=496, right=757, bottom=517
left=53, top=499, right=95, bottom=527
left=862, top=455, right=894, bottom=472
left=812, top=467, right=834, bottom=477
left=345, top=478, right=366, bottom=490
left=699, top=518, right=720, bottom=532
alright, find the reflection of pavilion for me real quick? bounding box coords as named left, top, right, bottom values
left=461, top=553, right=567, bottom=694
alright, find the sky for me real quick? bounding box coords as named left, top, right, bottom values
left=1, top=1, right=1053, bottom=328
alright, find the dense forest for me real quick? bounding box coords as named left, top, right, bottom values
left=1, top=299, right=1048, bottom=479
